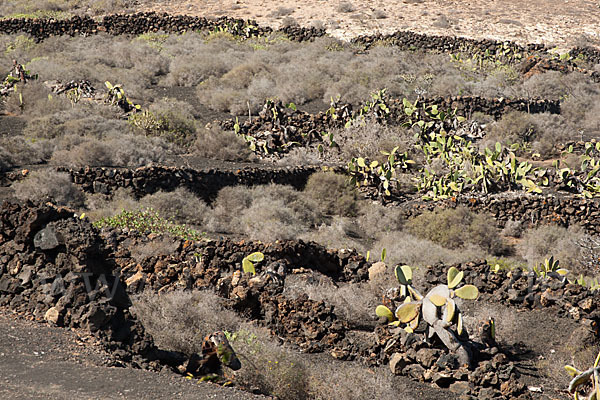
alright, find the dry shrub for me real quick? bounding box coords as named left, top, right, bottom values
left=370, top=231, right=482, bottom=268
left=276, top=147, right=322, bottom=166
left=299, top=216, right=365, bottom=251
left=129, top=236, right=180, bottom=262
left=12, top=169, right=85, bottom=208
left=130, top=97, right=197, bottom=146
left=517, top=224, right=588, bottom=274
left=139, top=187, right=209, bottom=227
left=50, top=137, right=113, bottom=167
left=501, top=219, right=524, bottom=238
left=469, top=65, right=520, bottom=98
left=84, top=187, right=140, bottom=221
left=284, top=275, right=377, bottom=326
left=49, top=133, right=170, bottom=168
left=484, top=111, right=537, bottom=147
left=372, top=9, right=388, bottom=19
left=270, top=6, right=294, bottom=17
left=303, top=171, right=358, bottom=217
left=405, top=207, right=505, bottom=255
left=307, top=361, right=398, bottom=400
left=561, top=79, right=600, bottom=136
left=0, top=135, right=45, bottom=170
left=0, top=0, right=133, bottom=17
left=519, top=70, right=579, bottom=99
left=483, top=111, right=575, bottom=158
left=192, top=125, right=255, bottom=162
left=207, top=184, right=322, bottom=241
left=22, top=103, right=127, bottom=140
left=131, top=289, right=242, bottom=355
left=356, top=201, right=404, bottom=240
left=228, top=324, right=309, bottom=400
left=337, top=1, right=356, bottom=13
left=3, top=81, right=70, bottom=117
left=335, top=119, right=414, bottom=162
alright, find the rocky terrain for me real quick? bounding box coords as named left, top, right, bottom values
left=1, top=5, right=600, bottom=400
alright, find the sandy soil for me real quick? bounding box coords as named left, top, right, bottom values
left=137, top=0, right=600, bottom=50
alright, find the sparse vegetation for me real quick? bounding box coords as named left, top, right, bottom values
left=406, top=207, right=505, bottom=255
left=3, top=12, right=600, bottom=400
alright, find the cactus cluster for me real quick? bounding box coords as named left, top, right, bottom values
left=348, top=146, right=414, bottom=197
left=376, top=266, right=480, bottom=365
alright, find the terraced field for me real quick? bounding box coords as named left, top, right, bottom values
left=1, top=8, right=600, bottom=400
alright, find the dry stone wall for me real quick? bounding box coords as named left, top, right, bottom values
left=57, top=164, right=328, bottom=201
left=398, top=192, right=600, bottom=234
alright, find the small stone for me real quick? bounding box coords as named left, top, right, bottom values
left=478, top=387, right=500, bottom=399
left=432, top=372, right=455, bottom=388
left=125, top=271, right=146, bottom=290
left=404, top=364, right=426, bottom=381
left=44, top=307, right=60, bottom=325
left=491, top=353, right=507, bottom=369
left=34, top=226, right=60, bottom=250
left=416, top=348, right=441, bottom=368
left=481, top=371, right=498, bottom=387
left=389, top=352, right=407, bottom=375
left=231, top=271, right=242, bottom=286
left=368, top=261, right=387, bottom=281
left=436, top=353, right=459, bottom=370
left=449, top=381, right=471, bottom=395
left=579, top=297, right=594, bottom=311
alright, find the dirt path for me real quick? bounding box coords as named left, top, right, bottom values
left=0, top=311, right=267, bottom=400
left=138, top=0, right=600, bottom=49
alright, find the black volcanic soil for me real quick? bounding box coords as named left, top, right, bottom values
left=0, top=310, right=268, bottom=400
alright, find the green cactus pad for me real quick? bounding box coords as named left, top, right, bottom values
left=242, top=258, right=256, bottom=275
left=447, top=267, right=464, bottom=289
left=445, top=298, right=456, bottom=323
left=429, top=294, right=447, bottom=307
left=375, top=305, right=395, bottom=322
left=454, top=285, right=479, bottom=300
left=394, top=265, right=412, bottom=285
left=246, top=252, right=265, bottom=262
left=395, top=302, right=420, bottom=323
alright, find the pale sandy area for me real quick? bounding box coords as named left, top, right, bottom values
left=138, top=0, right=600, bottom=50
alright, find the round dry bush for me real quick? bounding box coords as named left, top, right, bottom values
left=0, top=135, right=45, bottom=170
left=131, top=289, right=241, bottom=355
left=205, top=186, right=256, bottom=233
left=406, top=207, right=505, bottom=255
left=129, top=97, right=197, bottom=147
left=356, top=201, right=404, bottom=239
left=561, top=79, right=600, bottom=131
left=12, top=169, right=85, bottom=208
left=207, top=184, right=323, bottom=240
left=48, top=133, right=170, bottom=168
left=303, top=171, right=358, bottom=217
left=335, top=119, right=414, bottom=162
left=84, top=187, right=140, bottom=221
left=483, top=111, right=575, bottom=158
left=227, top=324, right=310, bottom=400
left=371, top=230, right=483, bottom=268
left=23, top=105, right=128, bottom=140
left=192, top=125, right=255, bottom=162
left=300, top=216, right=365, bottom=251
left=3, top=81, right=70, bottom=117
left=518, top=224, right=587, bottom=273
left=139, top=187, right=209, bottom=227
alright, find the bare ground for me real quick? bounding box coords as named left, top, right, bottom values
left=0, top=310, right=268, bottom=400
left=137, top=0, right=600, bottom=50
